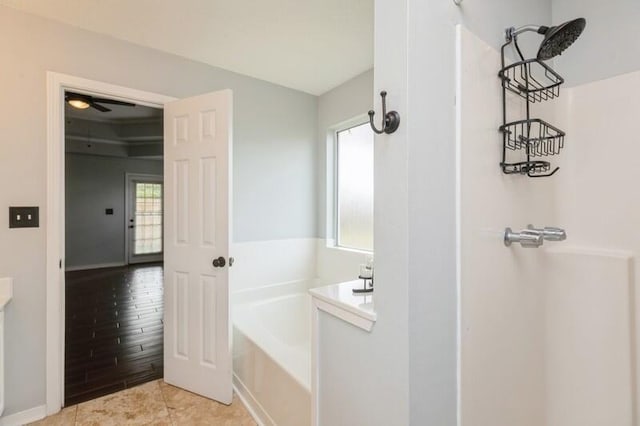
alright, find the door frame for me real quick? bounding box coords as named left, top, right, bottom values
left=125, top=173, right=164, bottom=264
left=46, top=72, right=175, bottom=415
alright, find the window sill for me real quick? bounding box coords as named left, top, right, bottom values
left=324, top=242, right=373, bottom=256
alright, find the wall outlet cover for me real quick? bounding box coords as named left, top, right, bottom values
left=9, top=206, right=39, bottom=228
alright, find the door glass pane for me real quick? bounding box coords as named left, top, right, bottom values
left=337, top=122, right=374, bottom=251
left=134, top=182, right=163, bottom=255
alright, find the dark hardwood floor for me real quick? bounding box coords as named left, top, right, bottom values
left=65, top=263, right=164, bottom=406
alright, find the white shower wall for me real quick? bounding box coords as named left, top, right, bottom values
left=458, top=25, right=638, bottom=426
left=553, top=70, right=640, bottom=425
left=457, top=26, right=555, bottom=426
left=544, top=247, right=635, bottom=425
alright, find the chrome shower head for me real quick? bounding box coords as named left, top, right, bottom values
left=536, top=18, right=586, bottom=61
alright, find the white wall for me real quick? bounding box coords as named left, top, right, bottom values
left=552, top=71, right=640, bottom=424
left=549, top=4, right=640, bottom=421
left=459, top=12, right=639, bottom=426
left=458, top=27, right=556, bottom=426
left=0, top=6, right=317, bottom=416
left=65, top=153, right=163, bottom=269
left=230, top=239, right=318, bottom=294
left=555, top=70, right=640, bottom=253
left=544, top=247, right=635, bottom=426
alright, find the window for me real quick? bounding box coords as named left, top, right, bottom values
left=134, top=182, right=163, bottom=255
left=336, top=122, right=374, bottom=251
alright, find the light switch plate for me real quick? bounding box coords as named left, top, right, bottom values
left=9, top=206, right=39, bottom=228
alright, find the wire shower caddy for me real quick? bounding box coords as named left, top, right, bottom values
left=498, top=38, right=566, bottom=177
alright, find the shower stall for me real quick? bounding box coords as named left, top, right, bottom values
left=456, top=13, right=638, bottom=426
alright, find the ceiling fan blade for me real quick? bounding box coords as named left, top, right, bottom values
left=93, top=97, right=136, bottom=107
left=65, top=91, right=86, bottom=100
left=91, top=102, right=111, bottom=112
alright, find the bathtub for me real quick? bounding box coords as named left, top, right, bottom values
left=232, top=282, right=312, bottom=426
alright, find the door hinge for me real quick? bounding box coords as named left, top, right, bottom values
left=59, top=259, right=62, bottom=269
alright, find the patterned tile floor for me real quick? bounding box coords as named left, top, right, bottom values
left=29, top=380, right=257, bottom=426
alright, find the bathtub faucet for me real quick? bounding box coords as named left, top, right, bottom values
left=504, top=224, right=567, bottom=248
left=527, top=225, right=566, bottom=242
left=504, top=227, right=543, bottom=248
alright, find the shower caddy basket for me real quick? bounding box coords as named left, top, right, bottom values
left=498, top=38, right=565, bottom=177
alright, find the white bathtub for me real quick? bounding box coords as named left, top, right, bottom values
left=233, top=284, right=312, bottom=426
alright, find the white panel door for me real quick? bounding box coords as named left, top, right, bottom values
left=163, top=90, right=232, bottom=404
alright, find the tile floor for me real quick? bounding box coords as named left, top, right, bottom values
left=29, top=380, right=257, bottom=426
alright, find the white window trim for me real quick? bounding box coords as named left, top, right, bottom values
left=325, top=114, right=374, bottom=254
left=125, top=173, right=164, bottom=264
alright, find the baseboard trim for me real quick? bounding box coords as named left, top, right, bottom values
left=65, top=262, right=126, bottom=272
left=0, top=405, right=47, bottom=426
left=233, top=374, right=272, bottom=426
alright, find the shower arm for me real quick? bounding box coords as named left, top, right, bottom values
left=505, top=25, right=549, bottom=42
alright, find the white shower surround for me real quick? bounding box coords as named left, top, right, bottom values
left=457, top=25, right=638, bottom=426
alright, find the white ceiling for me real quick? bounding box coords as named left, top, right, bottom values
left=1, top=0, right=373, bottom=95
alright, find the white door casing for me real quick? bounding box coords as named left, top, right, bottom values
left=163, top=90, right=233, bottom=404
left=46, top=72, right=175, bottom=414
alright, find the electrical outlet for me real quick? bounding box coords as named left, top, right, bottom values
left=9, top=206, right=39, bottom=228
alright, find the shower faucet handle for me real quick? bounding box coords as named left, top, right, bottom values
left=527, top=225, right=567, bottom=241
left=504, top=227, right=544, bottom=248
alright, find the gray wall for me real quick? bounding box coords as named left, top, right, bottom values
left=316, top=69, right=373, bottom=238
left=553, top=0, right=639, bottom=86
left=65, top=154, right=163, bottom=268
left=317, top=0, right=412, bottom=423
left=0, top=6, right=316, bottom=415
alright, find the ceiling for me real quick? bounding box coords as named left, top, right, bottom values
left=1, top=0, right=373, bottom=95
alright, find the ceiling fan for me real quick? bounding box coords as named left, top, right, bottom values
left=65, top=91, right=136, bottom=112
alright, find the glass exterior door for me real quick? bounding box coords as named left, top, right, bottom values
left=128, top=176, right=163, bottom=263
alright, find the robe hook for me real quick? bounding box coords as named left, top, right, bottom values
left=368, top=91, right=400, bottom=134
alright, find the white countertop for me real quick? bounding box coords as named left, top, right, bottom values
left=309, top=280, right=376, bottom=331
left=0, top=278, right=13, bottom=311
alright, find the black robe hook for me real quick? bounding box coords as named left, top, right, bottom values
left=368, top=91, right=400, bottom=134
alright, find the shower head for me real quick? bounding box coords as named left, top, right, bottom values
left=505, top=18, right=586, bottom=61
left=536, top=18, right=586, bottom=60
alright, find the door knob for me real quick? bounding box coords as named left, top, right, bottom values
left=212, top=256, right=226, bottom=268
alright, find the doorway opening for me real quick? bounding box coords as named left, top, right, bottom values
left=48, top=74, right=234, bottom=416
left=63, top=93, right=165, bottom=405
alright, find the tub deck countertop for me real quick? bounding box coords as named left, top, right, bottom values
left=309, top=280, right=376, bottom=331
